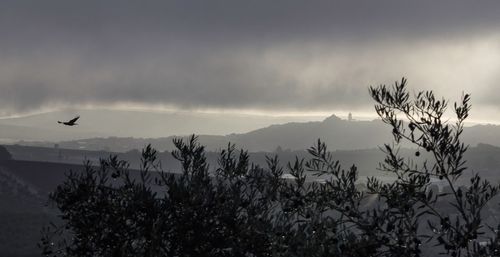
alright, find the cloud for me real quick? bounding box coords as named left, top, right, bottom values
left=0, top=0, right=500, bottom=120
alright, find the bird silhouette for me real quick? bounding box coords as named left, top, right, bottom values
left=58, top=115, right=80, bottom=126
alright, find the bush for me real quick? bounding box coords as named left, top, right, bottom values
left=0, top=145, right=12, bottom=161
left=40, top=78, right=500, bottom=257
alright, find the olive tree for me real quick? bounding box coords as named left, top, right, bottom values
left=40, top=78, right=500, bottom=257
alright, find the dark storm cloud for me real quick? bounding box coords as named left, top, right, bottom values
left=0, top=0, right=500, bottom=115
left=2, top=0, right=499, bottom=45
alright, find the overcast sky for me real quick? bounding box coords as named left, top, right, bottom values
left=1, top=0, right=500, bottom=123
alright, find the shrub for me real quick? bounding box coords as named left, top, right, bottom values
left=40, top=78, right=500, bottom=257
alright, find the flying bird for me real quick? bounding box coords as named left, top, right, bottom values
left=58, top=116, right=80, bottom=126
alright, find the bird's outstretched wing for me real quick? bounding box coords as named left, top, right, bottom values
left=68, top=116, right=80, bottom=123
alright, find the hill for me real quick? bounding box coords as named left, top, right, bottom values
left=0, top=159, right=86, bottom=257
left=17, top=114, right=500, bottom=153
left=4, top=142, right=500, bottom=184
left=17, top=114, right=389, bottom=152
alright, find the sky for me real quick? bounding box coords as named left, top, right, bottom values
left=1, top=0, right=500, bottom=125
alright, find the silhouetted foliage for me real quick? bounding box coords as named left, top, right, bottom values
left=369, top=78, right=500, bottom=257
left=41, top=78, right=500, bottom=257
left=0, top=145, right=12, bottom=161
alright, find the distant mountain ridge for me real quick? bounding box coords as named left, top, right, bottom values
left=16, top=114, right=500, bottom=153
left=15, top=114, right=387, bottom=152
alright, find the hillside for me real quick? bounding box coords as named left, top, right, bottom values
left=0, top=160, right=81, bottom=257
left=17, top=114, right=500, bottom=153
left=17, top=115, right=389, bottom=152
left=4, top=142, right=500, bottom=184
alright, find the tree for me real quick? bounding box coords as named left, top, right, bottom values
left=40, top=78, right=500, bottom=257
left=368, top=78, right=499, bottom=256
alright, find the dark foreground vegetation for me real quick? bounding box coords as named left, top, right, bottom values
left=40, top=79, right=500, bottom=257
